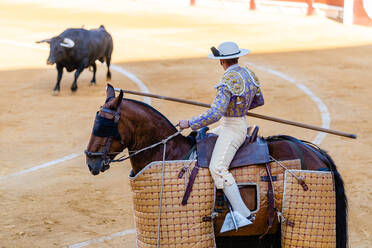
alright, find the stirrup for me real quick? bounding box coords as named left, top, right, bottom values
left=247, top=213, right=256, bottom=221
left=220, top=211, right=252, bottom=233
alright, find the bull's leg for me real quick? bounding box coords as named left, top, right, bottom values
left=71, top=62, right=86, bottom=92
left=53, top=63, right=63, bottom=95
left=106, top=56, right=111, bottom=81
left=91, top=63, right=97, bottom=85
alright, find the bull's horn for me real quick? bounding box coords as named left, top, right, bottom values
left=36, top=38, right=51, bottom=44
left=60, top=38, right=75, bottom=48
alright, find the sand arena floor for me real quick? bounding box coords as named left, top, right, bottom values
left=0, top=0, right=371, bottom=247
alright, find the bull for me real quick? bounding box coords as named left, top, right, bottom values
left=36, top=25, right=113, bottom=95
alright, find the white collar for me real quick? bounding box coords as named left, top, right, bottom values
left=225, top=64, right=240, bottom=74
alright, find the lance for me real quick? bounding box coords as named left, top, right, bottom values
left=114, top=88, right=357, bottom=139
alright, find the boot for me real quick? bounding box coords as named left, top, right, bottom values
left=220, top=182, right=253, bottom=233
left=223, top=182, right=252, bottom=218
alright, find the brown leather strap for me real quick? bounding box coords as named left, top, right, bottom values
left=181, top=163, right=200, bottom=205
left=265, top=163, right=275, bottom=228
left=178, top=167, right=186, bottom=179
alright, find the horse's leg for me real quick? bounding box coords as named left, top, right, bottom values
left=91, top=62, right=97, bottom=85
left=53, top=63, right=63, bottom=95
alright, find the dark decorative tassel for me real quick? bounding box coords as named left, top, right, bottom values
left=211, top=46, right=220, bottom=56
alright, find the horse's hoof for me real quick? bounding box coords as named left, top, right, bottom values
left=90, top=81, right=96, bottom=86
left=52, top=90, right=59, bottom=96
left=71, top=86, right=78, bottom=92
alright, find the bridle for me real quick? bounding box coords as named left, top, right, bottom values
left=84, top=94, right=184, bottom=168
left=84, top=97, right=125, bottom=167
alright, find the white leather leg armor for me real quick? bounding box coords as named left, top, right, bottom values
left=209, top=117, right=247, bottom=189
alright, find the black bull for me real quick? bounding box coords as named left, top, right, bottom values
left=36, top=25, right=113, bottom=94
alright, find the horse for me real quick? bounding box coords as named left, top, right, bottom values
left=85, top=85, right=347, bottom=248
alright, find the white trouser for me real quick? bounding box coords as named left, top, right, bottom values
left=209, top=117, right=252, bottom=218
left=209, top=116, right=247, bottom=189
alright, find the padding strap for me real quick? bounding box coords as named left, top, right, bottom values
left=259, top=163, right=276, bottom=239
left=181, top=163, right=200, bottom=205
left=265, top=163, right=275, bottom=228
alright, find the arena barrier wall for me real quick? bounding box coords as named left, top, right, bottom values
left=189, top=0, right=343, bottom=19
left=352, top=0, right=372, bottom=25
left=189, top=0, right=372, bottom=26
left=254, top=0, right=343, bottom=19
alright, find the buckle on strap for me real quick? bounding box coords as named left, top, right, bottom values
left=114, top=112, right=120, bottom=123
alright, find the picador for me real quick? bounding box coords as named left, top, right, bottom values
left=179, top=41, right=264, bottom=230
left=85, top=42, right=348, bottom=247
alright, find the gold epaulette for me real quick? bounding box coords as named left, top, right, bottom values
left=219, top=70, right=245, bottom=96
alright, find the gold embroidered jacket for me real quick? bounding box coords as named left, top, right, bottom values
left=189, top=65, right=264, bottom=130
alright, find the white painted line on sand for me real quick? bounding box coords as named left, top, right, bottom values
left=110, top=64, right=151, bottom=105
left=1, top=153, right=80, bottom=180
left=247, top=62, right=330, bottom=145
left=68, top=229, right=136, bottom=248
left=295, top=84, right=330, bottom=145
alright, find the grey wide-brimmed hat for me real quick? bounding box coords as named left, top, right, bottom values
left=207, top=41, right=250, bottom=59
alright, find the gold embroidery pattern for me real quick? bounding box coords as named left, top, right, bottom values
left=189, top=66, right=264, bottom=130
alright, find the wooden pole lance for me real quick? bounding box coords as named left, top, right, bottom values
left=114, top=88, right=357, bottom=139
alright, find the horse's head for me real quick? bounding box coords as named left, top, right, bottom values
left=85, top=84, right=126, bottom=175
left=85, top=85, right=193, bottom=176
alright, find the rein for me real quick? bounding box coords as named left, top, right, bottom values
left=110, top=126, right=183, bottom=163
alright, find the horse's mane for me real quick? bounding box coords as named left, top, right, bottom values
left=124, top=98, right=178, bottom=132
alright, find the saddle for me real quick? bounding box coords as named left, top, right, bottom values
left=196, top=125, right=271, bottom=168
left=181, top=126, right=271, bottom=207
